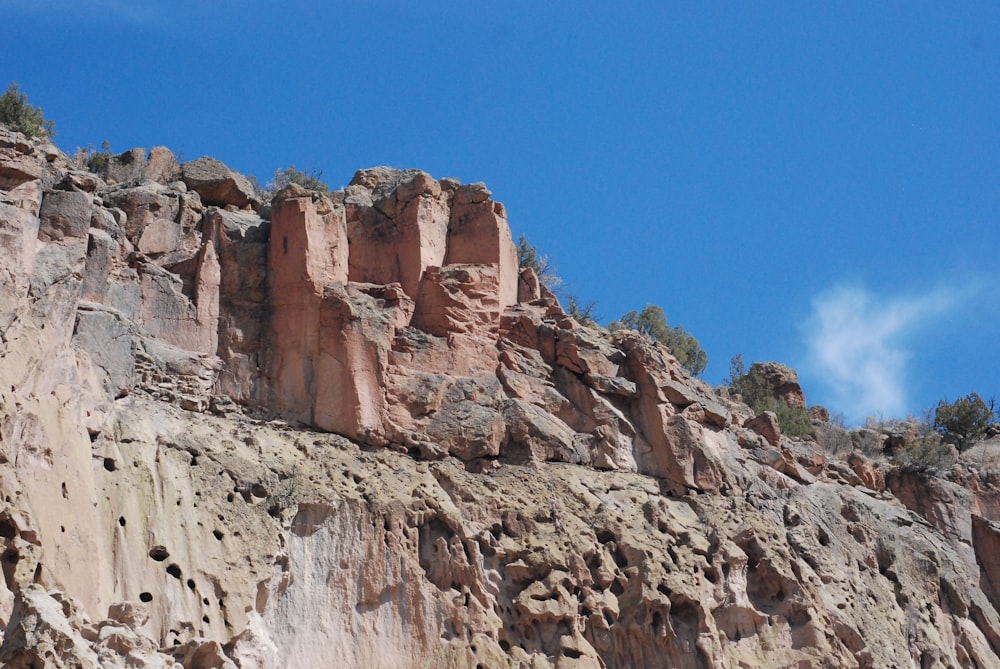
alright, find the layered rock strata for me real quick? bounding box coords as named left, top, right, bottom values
left=2, top=127, right=1000, bottom=667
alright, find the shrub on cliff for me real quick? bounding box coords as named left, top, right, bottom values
left=933, top=393, right=996, bottom=450
left=726, top=355, right=814, bottom=438
left=609, top=305, right=708, bottom=376
left=73, top=140, right=112, bottom=175
left=516, top=236, right=600, bottom=327
left=270, top=165, right=330, bottom=193
left=0, top=82, right=55, bottom=139
left=516, top=235, right=562, bottom=291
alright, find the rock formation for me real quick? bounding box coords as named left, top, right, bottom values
left=2, top=125, right=1000, bottom=667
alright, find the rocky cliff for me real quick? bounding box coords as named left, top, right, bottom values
left=2, top=127, right=1000, bottom=668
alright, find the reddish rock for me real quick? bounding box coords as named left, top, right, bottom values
left=181, top=156, right=258, bottom=210
left=750, top=361, right=807, bottom=408
left=146, top=146, right=179, bottom=184
left=747, top=411, right=782, bottom=447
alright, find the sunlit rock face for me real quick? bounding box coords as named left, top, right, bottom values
left=2, top=126, right=1000, bottom=668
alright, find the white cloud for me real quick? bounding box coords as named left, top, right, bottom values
left=801, top=282, right=959, bottom=422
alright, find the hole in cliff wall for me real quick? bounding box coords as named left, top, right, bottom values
left=103, top=458, right=116, bottom=472
left=213, top=530, right=223, bottom=541
left=610, top=544, right=628, bottom=569
left=148, top=546, right=169, bottom=561
left=166, top=564, right=182, bottom=579
left=669, top=598, right=700, bottom=644
left=118, top=517, right=126, bottom=527
left=139, top=592, right=153, bottom=602
left=0, top=519, right=17, bottom=540
left=187, top=579, right=196, bottom=591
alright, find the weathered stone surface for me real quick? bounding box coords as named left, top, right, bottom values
left=751, top=361, right=807, bottom=408
left=38, top=190, right=92, bottom=241
left=146, top=146, right=179, bottom=184
left=181, top=157, right=258, bottom=210
left=747, top=410, right=782, bottom=447
left=3, top=131, right=1000, bottom=668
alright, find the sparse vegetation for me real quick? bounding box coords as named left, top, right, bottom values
left=933, top=392, right=996, bottom=451
left=892, top=430, right=954, bottom=476
left=726, top=355, right=814, bottom=438
left=74, top=140, right=112, bottom=175
left=609, top=305, right=708, bottom=376
left=270, top=165, right=330, bottom=193
left=516, top=235, right=601, bottom=328
left=516, top=235, right=562, bottom=292
left=567, top=296, right=599, bottom=328
left=0, top=82, right=56, bottom=139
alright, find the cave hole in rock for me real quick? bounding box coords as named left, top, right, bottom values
left=148, top=546, right=169, bottom=561
left=103, top=458, right=116, bottom=472
left=0, top=519, right=17, bottom=540
left=118, top=517, right=126, bottom=527
left=187, top=579, right=196, bottom=591
left=213, top=530, right=224, bottom=541
left=166, top=563, right=182, bottom=579
left=202, top=615, right=209, bottom=623
left=610, top=579, right=625, bottom=597
left=139, top=592, right=153, bottom=602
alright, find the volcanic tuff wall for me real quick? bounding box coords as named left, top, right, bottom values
left=3, top=126, right=1000, bottom=668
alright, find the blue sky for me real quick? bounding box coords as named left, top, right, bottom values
left=5, top=2, right=998, bottom=424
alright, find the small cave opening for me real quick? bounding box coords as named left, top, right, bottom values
left=166, top=563, right=182, bottom=579
left=148, top=546, right=169, bottom=562
left=139, top=592, right=153, bottom=602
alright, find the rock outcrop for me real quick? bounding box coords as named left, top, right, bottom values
left=3, top=125, right=1000, bottom=667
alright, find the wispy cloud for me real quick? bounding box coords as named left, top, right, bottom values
left=801, top=282, right=964, bottom=422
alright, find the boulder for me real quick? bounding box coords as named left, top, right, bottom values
left=181, top=156, right=258, bottom=210
left=750, top=361, right=806, bottom=408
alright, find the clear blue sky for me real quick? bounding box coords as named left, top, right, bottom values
left=5, top=1, right=999, bottom=424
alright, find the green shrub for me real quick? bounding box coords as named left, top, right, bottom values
left=0, top=82, right=55, bottom=138
left=609, top=305, right=708, bottom=376
left=933, top=393, right=995, bottom=451
left=892, top=430, right=955, bottom=476
left=726, top=355, right=814, bottom=438
left=271, top=165, right=329, bottom=193
left=516, top=235, right=562, bottom=291
left=77, top=140, right=112, bottom=175
left=567, top=295, right=598, bottom=328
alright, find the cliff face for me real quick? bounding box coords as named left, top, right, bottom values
left=2, top=128, right=1000, bottom=668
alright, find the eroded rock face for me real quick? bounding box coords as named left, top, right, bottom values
left=2, top=129, right=1000, bottom=668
